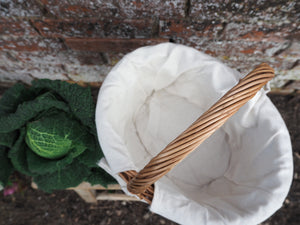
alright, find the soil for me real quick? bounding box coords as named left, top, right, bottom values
left=0, top=93, right=299, bottom=225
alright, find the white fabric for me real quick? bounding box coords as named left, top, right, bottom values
left=96, top=43, right=293, bottom=225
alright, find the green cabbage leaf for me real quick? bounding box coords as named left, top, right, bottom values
left=0, top=80, right=116, bottom=192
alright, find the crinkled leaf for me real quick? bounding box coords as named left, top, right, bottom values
left=26, top=141, right=89, bottom=175
left=0, top=83, right=38, bottom=116
left=32, top=79, right=96, bottom=134
left=0, top=147, right=14, bottom=187
left=26, top=122, right=73, bottom=160
left=7, top=128, right=34, bottom=176
left=25, top=112, right=96, bottom=174
left=26, top=149, right=73, bottom=175
left=34, top=107, right=65, bottom=120
left=77, top=135, right=103, bottom=168
left=85, top=167, right=116, bottom=187
left=25, top=112, right=89, bottom=159
left=0, top=131, right=18, bottom=148
left=33, top=160, right=91, bottom=193
left=0, top=92, right=70, bottom=133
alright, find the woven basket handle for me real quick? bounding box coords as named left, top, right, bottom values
left=120, top=63, right=274, bottom=202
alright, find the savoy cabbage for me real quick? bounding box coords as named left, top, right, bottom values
left=0, top=80, right=116, bottom=192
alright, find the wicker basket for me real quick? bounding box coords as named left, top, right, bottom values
left=118, top=63, right=275, bottom=204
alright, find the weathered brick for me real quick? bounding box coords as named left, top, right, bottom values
left=160, top=19, right=225, bottom=40
left=40, top=0, right=119, bottom=18
left=64, top=38, right=168, bottom=52
left=32, top=18, right=154, bottom=38
left=104, top=52, right=126, bottom=66
left=228, top=24, right=298, bottom=43
left=0, top=0, right=43, bottom=17
left=159, top=19, right=297, bottom=44
left=64, top=64, right=112, bottom=83
left=159, top=19, right=227, bottom=52
left=65, top=51, right=107, bottom=65
left=0, top=0, right=298, bottom=90
left=12, top=50, right=107, bottom=67
left=0, top=66, right=34, bottom=84
left=0, top=19, right=37, bottom=36
left=159, top=19, right=296, bottom=59
left=40, top=0, right=186, bottom=19
left=284, top=80, right=300, bottom=90
left=0, top=50, right=112, bottom=84
left=279, top=42, right=300, bottom=60
left=190, top=0, right=299, bottom=23
left=117, top=0, right=186, bottom=18
left=0, top=51, right=33, bottom=84
left=0, top=37, right=66, bottom=51
left=7, top=51, right=68, bottom=80
left=272, top=41, right=300, bottom=87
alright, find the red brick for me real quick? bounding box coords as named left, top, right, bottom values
left=0, top=19, right=37, bottom=36
left=32, top=18, right=154, bottom=38
left=64, top=38, right=168, bottom=52
left=0, top=37, right=66, bottom=51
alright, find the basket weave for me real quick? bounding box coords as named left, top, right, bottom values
left=119, top=63, right=274, bottom=204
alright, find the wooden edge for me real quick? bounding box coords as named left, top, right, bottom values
left=269, top=89, right=300, bottom=95
left=73, top=189, right=97, bottom=203
left=32, top=181, right=135, bottom=203
left=68, top=182, right=121, bottom=190
left=31, top=181, right=122, bottom=190
left=95, top=193, right=140, bottom=201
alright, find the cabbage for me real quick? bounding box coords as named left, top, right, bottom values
left=25, top=113, right=84, bottom=159
left=0, top=80, right=116, bottom=192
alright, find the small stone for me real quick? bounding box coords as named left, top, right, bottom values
left=160, top=219, right=166, bottom=224
left=294, top=173, right=298, bottom=179
left=143, top=213, right=150, bottom=220
left=284, top=199, right=290, bottom=205
left=116, top=210, right=122, bottom=216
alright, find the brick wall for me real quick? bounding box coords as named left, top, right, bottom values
left=0, top=0, right=299, bottom=91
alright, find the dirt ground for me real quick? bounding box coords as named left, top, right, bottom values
left=0, top=93, right=299, bottom=225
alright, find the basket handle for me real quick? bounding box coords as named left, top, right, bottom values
left=120, top=63, right=274, bottom=201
